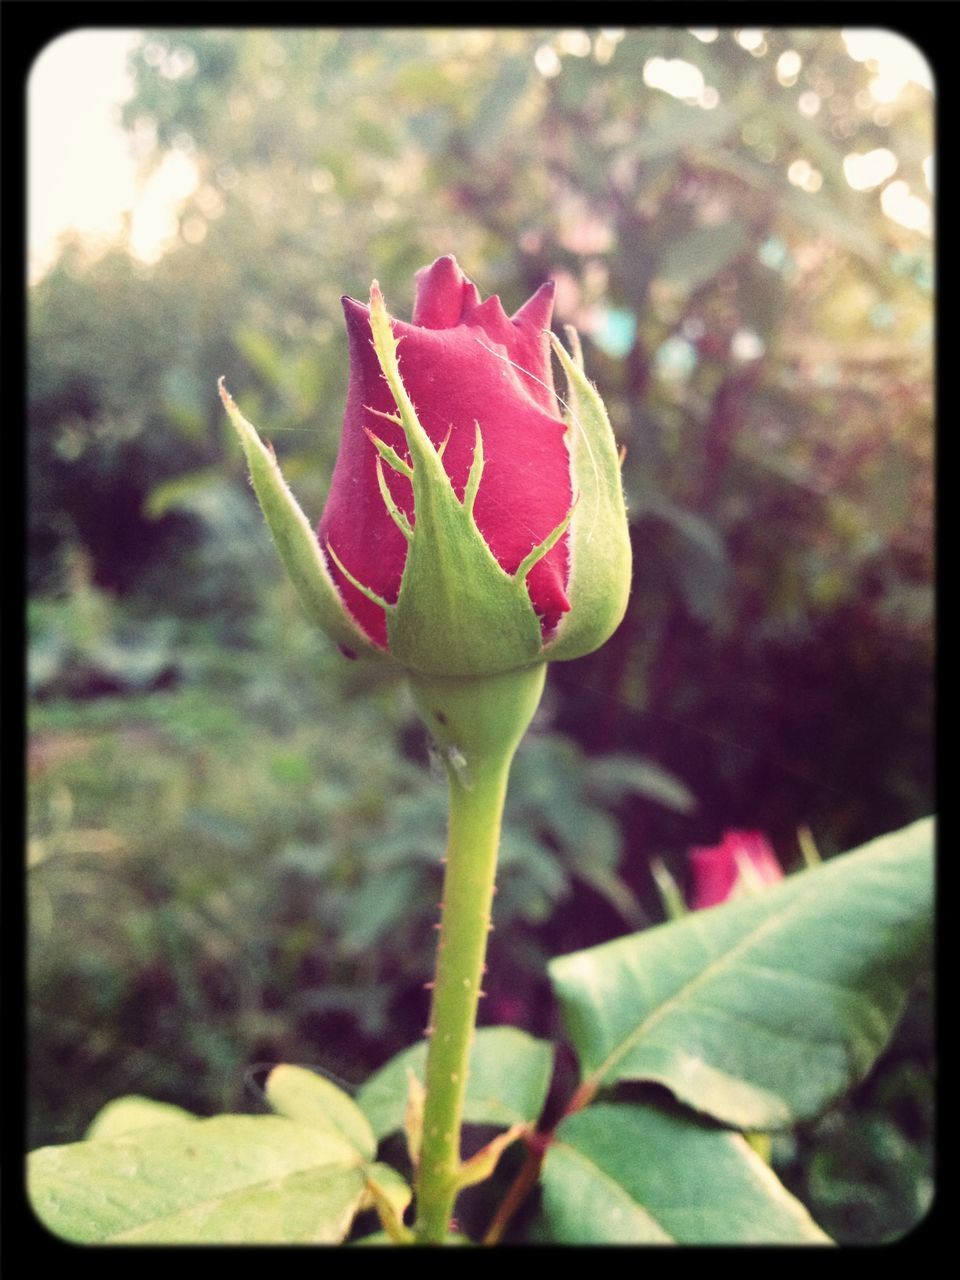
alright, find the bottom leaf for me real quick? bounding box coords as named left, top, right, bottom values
left=29, top=1114, right=367, bottom=1244
left=542, top=1103, right=831, bottom=1245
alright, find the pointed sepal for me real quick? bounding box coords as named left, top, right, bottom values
left=542, top=331, right=632, bottom=662
left=365, top=286, right=550, bottom=677
left=219, top=379, right=391, bottom=663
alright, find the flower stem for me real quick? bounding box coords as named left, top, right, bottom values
left=407, top=665, right=547, bottom=1244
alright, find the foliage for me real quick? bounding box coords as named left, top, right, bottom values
left=28, top=579, right=686, bottom=1149
left=29, top=821, right=932, bottom=1244
left=550, top=819, right=931, bottom=1128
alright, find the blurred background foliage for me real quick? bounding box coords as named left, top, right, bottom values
left=28, top=27, right=933, bottom=1241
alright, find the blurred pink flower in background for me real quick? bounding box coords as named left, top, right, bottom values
left=688, top=830, right=784, bottom=910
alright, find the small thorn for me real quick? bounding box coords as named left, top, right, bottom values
left=265, top=438, right=277, bottom=461
left=433, top=922, right=443, bottom=931
left=618, top=443, right=627, bottom=465
left=440, top=856, right=447, bottom=864
left=491, top=884, right=498, bottom=895
left=424, top=1025, right=434, bottom=1037
left=481, top=965, right=488, bottom=974
left=423, top=981, right=435, bottom=990
left=437, top=901, right=446, bottom=910
left=364, top=407, right=404, bottom=429
left=478, top=989, right=487, bottom=998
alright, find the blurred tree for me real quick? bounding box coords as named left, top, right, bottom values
left=31, top=26, right=931, bottom=841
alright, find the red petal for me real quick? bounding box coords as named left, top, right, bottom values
left=319, top=266, right=572, bottom=649
left=412, top=255, right=480, bottom=328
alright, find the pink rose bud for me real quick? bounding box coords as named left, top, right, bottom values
left=220, top=255, right=631, bottom=678
left=319, top=256, right=572, bottom=648
left=688, top=830, right=784, bottom=910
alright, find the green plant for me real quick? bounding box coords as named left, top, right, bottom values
left=29, top=819, right=933, bottom=1244
left=27, top=258, right=933, bottom=1244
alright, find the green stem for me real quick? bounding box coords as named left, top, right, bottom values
left=407, top=664, right=547, bottom=1244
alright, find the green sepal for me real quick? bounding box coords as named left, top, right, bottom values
left=219, top=380, right=391, bottom=663
left=543, top=330, right=632, bottom=662
left=366, top=284, right=551, bottom=678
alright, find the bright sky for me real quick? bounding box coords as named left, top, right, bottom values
left=28, top=28, right=198, bottom=283
left=28, top=27, right=933, bottom=285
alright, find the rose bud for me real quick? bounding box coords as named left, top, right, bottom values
left=687, top=830, right=785, bottom=911
left=220, top=255, right=631, bottom=678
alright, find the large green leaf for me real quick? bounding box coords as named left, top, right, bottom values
left=28, top=1114, right=368, bottom=1244
left=357, top=1026, right=553, bottom=1140
left=265, top=1063, right=376, bottom=1159
left=85, top=1095, right=198, bottom=1141
left=549, top=818, right=933, bottom=1129
left=542, top=1103, right=830, bottom=1244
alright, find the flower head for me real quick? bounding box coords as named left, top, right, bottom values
left=220, top=255, right=631, bottom=678
left=320, top=256, right=573, bottom=648
left=688, top=830, right=784, bottom=910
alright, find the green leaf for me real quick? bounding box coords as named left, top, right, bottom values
left=657, top=222, right=751, bottom=292
left=142, top=468, right=223, bottom=520
left=85, top=1095, right=198, bottom=1142
left=363, top=1162, right=414, bottom=1241
left=338, top=865, right=425, bottom=954
left=549, top=818, right=934, bottom=1129
left=357, top=1027, right=553, bottom=1141
left=265, top=1064, right=376, bottom=1159
left=28, top=1114, right=367, bottom=1244
left=542, top=1103, right=831, bottom=1244
left=584, top=753, right=696, bottom=814
left=634, top=493, right=730, bottom=621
